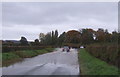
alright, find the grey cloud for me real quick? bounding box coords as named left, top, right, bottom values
left=2, top=2, right=118, bottom=40
left=3, top=2, right=117, bottom=25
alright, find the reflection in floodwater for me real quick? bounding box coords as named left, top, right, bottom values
left=2, top=48, right=80, bottom=75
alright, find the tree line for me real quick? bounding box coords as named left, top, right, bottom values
left=39, top=28, right=119, bottom=47
left=3, top=28, right=119, bottom=47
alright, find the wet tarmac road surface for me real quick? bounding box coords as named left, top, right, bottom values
left=2, top=48, right=80, bottom=75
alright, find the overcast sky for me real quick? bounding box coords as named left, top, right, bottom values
left=2, top=2, right=118, bottom=41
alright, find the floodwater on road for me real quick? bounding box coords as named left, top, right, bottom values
left=2, top=48, right=80, bottom=75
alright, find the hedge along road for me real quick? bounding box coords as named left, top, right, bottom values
left=2, top=48, right=80, bottom=75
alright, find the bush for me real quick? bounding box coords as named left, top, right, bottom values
left=78, top=49, right=118, bottom=75
left=86, top=43, right=119, bottom=68
left=63, top=43, right=81, bottom=48
left=2, top=46, right=53, bottom=53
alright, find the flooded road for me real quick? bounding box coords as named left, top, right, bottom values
left=2, top=48, right=80, bottom=75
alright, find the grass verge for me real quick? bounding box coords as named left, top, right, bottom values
left=2, top=48, right=55, bottom=67
left=2, top=52, right=22, bottom=67
left=78, top=48, right=119, bottom=75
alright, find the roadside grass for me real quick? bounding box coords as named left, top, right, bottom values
left=2, top=48, right=55, bottom=67
left=44, top=48, right=55, bottom=52
left=34, top=49, right=49, bottom=54
left=0, top=53, right=2, bottom=67
left=2, top=52, right=22, bottom=67
left=35, top=48, right=55, bottom=54
left=78, top=48, right=119, bottom=75
left=2, top=52, right=20, bottom=61
left=14, top=50, right=38, bottom=58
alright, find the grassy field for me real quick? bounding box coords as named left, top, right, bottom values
left=2, top=48, right=55, bottom=67
left=78, top=48, right=119, bottom=75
